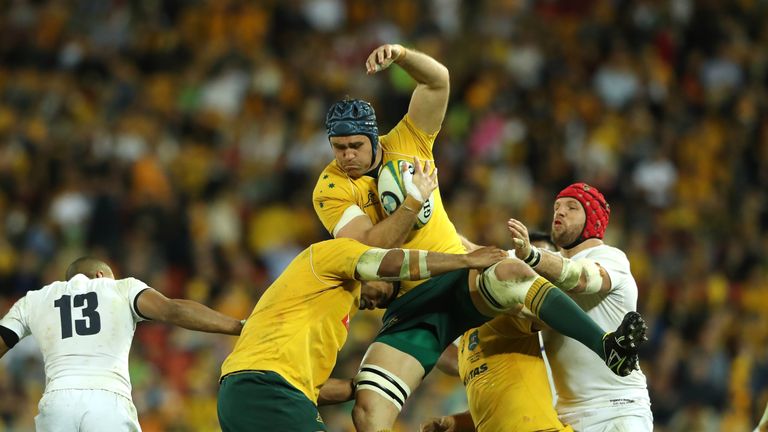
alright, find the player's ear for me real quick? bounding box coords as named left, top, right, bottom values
left=95, top=271, right=104, bottom=279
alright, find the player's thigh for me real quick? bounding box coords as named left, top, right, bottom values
left=80, top=391, right=141, bottom=432
left=353, top=342, right=424, bottom=427
left=596, top=414, right=653, bottom=432
left=34, top=390, right=139, bottom=432
left=35, top=391, right=79, bottom=432
left=357, top=342, right=425, bottom=398
left=567, top=410, right=653, bottom=432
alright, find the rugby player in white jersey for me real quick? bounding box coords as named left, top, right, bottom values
left=0, top=257, right=243, bottom=431
left=508, top=183, right=653, bottom=431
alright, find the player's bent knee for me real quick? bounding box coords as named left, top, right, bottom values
left=352, top=385, right=401, bottom=432
left=354, top=364, right=411, bottom=412
left=476, top=261, right=537, bottom=312
left=493, top=259, right=535, bottom=280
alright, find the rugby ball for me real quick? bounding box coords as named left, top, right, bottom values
left=378, top=160, right=434, bottom=229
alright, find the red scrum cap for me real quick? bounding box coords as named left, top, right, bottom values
left=556, top=182, right=611, bottom=243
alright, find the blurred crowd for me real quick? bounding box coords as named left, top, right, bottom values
left=0, top=0, right=767, bottom=430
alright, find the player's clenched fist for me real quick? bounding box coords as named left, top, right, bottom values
left=365, top=43, right=406, bottom=74
left=420, top=416, right=456, bottom=432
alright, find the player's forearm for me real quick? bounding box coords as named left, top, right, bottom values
left=395, top=47, right=449, bottom=89
left=359, top=247, right=503, bottom=281
left=317, top=378, right=355, bottom=406
left=367, top=249, right=468, bottom=281
left=424, top=252, right=473, bottom=277
left=525, top=250, right=567, bottom=288
left=525, top=250, right=607, bottom=294
left=359, top=196, right=423, bottom=248
left=165, top=300, right=243, bottom=335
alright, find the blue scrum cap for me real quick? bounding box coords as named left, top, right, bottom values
left=325, top=99, right=379, bottom=160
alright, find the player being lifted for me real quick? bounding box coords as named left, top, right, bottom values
left=313, top=43, right=647, bottom=431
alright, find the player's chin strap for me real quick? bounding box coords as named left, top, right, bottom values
left=354, top=364, right=412, bottom=411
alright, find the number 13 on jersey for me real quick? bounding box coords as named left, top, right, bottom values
left=53, top=292, right=101, bottom=339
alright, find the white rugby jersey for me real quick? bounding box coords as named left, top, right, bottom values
left=543, top=245, right=650, bottom=413
left=0, top=274, right=149, bottom=399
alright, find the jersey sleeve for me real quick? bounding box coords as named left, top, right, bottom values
left=313, top=169, right=360, bottom=236
left=116, top=278, right=152, bottom=322
left=586, top=247, right=631, bottom=293
left=0, top=296, right=31, bottom=345
left=310, top=238, right=373, bottom=283
left=380, top=114, right=440, bottom=157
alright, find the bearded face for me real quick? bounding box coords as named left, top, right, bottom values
left=551, top=197, right=586, bottom=248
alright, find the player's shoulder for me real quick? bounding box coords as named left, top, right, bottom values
left=311, top=238, right=360, bottom=253
left=314, top=161, right=346, bottom=185
left=380, top=114, right=418, bottom=139
left=380, top=114, right=436, bottom=143
left=116, top=277, right=149, bottom=288
left=584, top=244, right=630, bottom=268
left=313, top=162, right=351, bottom=197
left=112, top=277, right=150, bottom=295
left=588, top=244, right=627, bottom=259
left=30, top=280, right=70, bottom=298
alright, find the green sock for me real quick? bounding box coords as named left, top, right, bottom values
left=524, top=277, right=605, bottom=358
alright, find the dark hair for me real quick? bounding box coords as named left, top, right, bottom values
left=65, top=257, right=113, bottom=280
left=528, top=231, right=556, bottom=251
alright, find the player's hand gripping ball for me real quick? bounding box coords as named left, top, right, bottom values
left=378, top=160, right=434, bottom=229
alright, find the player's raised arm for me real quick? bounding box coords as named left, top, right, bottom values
left=365, top=44, right=449, bottom=135
left=356, top=246, right=506, bottom=282
left=135, top=289, right=243, bottom=335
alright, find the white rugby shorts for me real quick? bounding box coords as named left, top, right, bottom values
left=35, top=389, right=141, bottom=432
left=558, top=400, right=653, bottom=432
